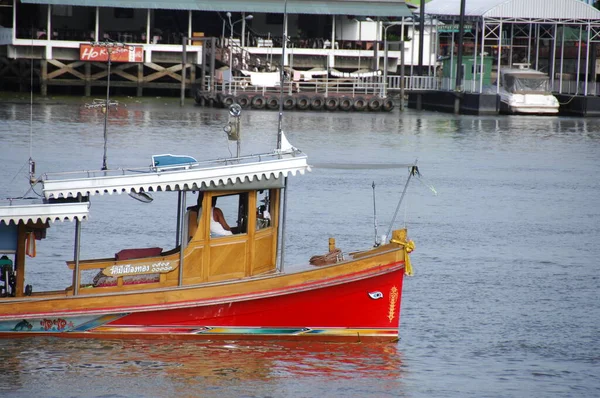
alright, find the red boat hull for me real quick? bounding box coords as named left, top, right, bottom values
left=0, top=262, right=405, bottom=342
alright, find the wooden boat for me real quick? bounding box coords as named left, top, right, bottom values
left=0, top=145, right=417, bottom=342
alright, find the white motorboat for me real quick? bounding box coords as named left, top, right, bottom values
left=498, top=65, right=559, bottom=114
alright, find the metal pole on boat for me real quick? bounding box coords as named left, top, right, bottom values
left=178, top=191, right=187, bottom=286
left=279, top=176, right=289, bottom=272
left=372, top=181, right=380, bottom=247
left=277, top=0, right=288, bottom=151
left=72, top=217, right=82, bottom=296
left=236, top=112, right=241, bottom=158
left=277, top=0, right=289, bottom=273
left=385, top=161, right=418, bottom=242
left=176, top=191, right=182, bottom=248
left=102, top=49, right=111, bottom=171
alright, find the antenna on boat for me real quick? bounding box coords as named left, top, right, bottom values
left=372, top=181, right=380, bottom=247
left=277, top=0, right=289, bottom=272
left=276, top=0, right=289, bottom=150
left=28, top=31, right=36, bottom=186
left=85, top=41, right=128, bottom=170
left=384, top=161, right=419, bottom=243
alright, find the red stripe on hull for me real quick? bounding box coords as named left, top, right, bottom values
left=109, top=268, right=405, bottom=330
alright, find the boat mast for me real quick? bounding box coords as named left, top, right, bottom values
left=276, top=0, right=288, bottom=150
left=385, top=161, right=419, bottom=242
left=277, top=0, right=289, bottom=272
left=372, top=181, right=380, bottom=246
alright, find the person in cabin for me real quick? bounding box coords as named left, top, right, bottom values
left=210, top=197, right=233, bottom=237
left=187, top=191, right=204, bottom=241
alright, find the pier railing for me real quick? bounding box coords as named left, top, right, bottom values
left=221, top=75, right=443, bottom=97
left=223, top=76, right=387, bottom=97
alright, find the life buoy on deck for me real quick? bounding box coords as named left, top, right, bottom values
left=368, top=97, right=383, bottom=111
left=324, top=97, right=339, bottom=111
left=266, top=96, right=279, bottom=110
left=283, top=95, right=296, bottom=110
left=296, top=95, right=310, bottom=110
left=236, top=94, right=250, bottom=109
left=339, top=97, right=352, bottom=111
left=25, top=232, right=36, bottom=258
left=382, top=98, right=394, bottom=112
left=251, top=95, right=266, bottom=109
left=353, top=96, right=367, bottom=111
left=310, top=95, right=325, bottom=110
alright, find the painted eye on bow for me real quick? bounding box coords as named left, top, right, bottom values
left=368, top=291, right=384, bottom=300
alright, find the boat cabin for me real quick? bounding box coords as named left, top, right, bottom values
left=500, top=66, right=552, bottom=94
left=0, top=150, right=307, bottom=299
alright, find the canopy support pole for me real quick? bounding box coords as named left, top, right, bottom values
left=72, top=218, right=81, bottom=296
left=278, top=178, right=289, bottom=273
left=178, top=191, right=187, bottom=286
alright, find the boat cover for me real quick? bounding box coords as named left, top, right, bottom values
left=41, top=150, right=310, bottom=199
left=0, top=201, right=89, bottom=225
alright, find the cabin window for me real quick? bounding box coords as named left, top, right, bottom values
left=256, top=190, right=272, bottom=230
left=210, top=193, right=248, bottom=238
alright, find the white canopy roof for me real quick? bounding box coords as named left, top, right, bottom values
left=0, top=201, right=89, bottom=225
left=41, top=150, right=310, bottom=199
left=424, top=0, right=600, bottom=21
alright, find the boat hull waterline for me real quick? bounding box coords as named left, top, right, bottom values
left=0, top=262, right=405, bottom=342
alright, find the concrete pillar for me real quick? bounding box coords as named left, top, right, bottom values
left=137, top=63, right=143, bottom=97
left=41, top=60, right=48, bottom=96
left=84, top=62, right=91, bottom=96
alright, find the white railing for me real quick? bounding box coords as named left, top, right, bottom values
left=221, top=76, right=387, bottom=97
left=387, top=75, right=438, bottom=91
left=552, top=79, right=600, bottom=96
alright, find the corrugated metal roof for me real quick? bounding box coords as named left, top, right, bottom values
left=0, top=202, right=89, bottom=225
left=20, top=0, right=414, bottom=17
left=423, top=0, right=600, bottom=20
left=41, top=151, right=311, bottom=199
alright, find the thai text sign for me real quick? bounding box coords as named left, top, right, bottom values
left=80, top=44, right=143, bottom=62
left=102, top=261, right=177, bottom=277
left=438, top=24, right=473, bottom=33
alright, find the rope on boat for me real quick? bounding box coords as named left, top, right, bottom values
left=390, top=238, right=415, bottom=276
left=309, top=248, right=342, bottom=266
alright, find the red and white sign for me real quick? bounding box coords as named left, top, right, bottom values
left=80, top=44, right=143, bottom=63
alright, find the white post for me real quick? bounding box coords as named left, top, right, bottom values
left=576, top=25, right=582, bottom=94
left=429, top=17, right=434, bottom=76
left=95, top=7, right=99, bottom=43
left=559, top=24, right=565, bottom=93
left=411, top=19, right=415, bottom=77
left=550, top=24, right=557, bottom=91
left=584, top=23, right=591, bottom=96
left=12, top=0, right=15, bottom=41
left=527, top=23, right=532, bottom=65
left=496, top=22, right=502, bottom=94
left=331, top=15, right=336, bottom=49
left=46, top=4, right=51, bottom=41
left=146, top=9, right=150, bottom=44
left=535, top=24, right=540, bottom=70
left=450, top=21, right=455, bottom=90
left=472, top=22, right=478, bottom=93
left=479, top=20, right=485, bottom=93
left=509, top=24, right=514, bottom=66
left=188, top=10, right=192, bottom=44
left=241, top=12, right=246, bottom=48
